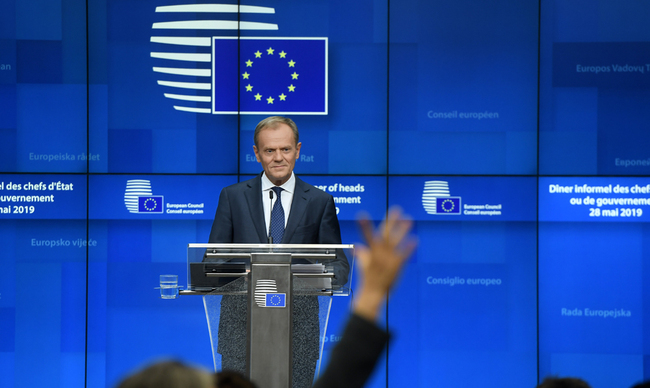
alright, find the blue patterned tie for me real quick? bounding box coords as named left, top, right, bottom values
left=270, top=186, right=285, bottom=244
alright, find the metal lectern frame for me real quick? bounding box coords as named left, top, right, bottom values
left=182, top=243, right=354, bottom=388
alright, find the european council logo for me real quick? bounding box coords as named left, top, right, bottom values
left=254, top=279, right=286, bottom=308
left=422, top=181, right=461, bottom=215
left=124, top=180, right=164, bottom=214
left=150, top=4, right=327, bottom=115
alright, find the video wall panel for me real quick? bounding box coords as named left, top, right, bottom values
left=86, top=174, right=235, bottom=386
left=0, top=0, right=88, bottom=174
left=386, top=176, right=538, bottom=387
left=0, top=174, right=87, bottom=388
left=540, top=0, right=650, bottom=175
left=89, top=0, right=388, bottom=175
left=539, top=177, right=650, bottom=386
left=388, top=0, right=538, bottom=175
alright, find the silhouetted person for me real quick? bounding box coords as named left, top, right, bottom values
left=116, top=360, right=213, bottom=388
left=537, top=376, right=592, bottom=388
left=214, top=370, right=258, bottom=388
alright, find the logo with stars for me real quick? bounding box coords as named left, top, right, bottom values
left=422, top=181, right=462, bottom=215
left=151, top=4, right=327, bottom=115
left=214, top=37, right=327, bottom=115
left=124, top=180, right=164, bottom=214
left=242, top=45, right=300, bottom=106
left=254, top=279, right=287, bottom=308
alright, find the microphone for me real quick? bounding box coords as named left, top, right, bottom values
left=268, top=189, right=274, bottom=244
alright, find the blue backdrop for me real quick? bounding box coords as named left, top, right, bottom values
left=2, top=0, right=650, bottom=388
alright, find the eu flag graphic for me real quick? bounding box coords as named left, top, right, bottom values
left=436, top=197, right=461, bottom=214
left=138, top=196, right=164, bottom=213
left=213, top=37, right=327, bottom=114
left=265, top=293, right=286, bottom=308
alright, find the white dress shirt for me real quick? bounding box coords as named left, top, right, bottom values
left=261, top=172, right=296, bottom=236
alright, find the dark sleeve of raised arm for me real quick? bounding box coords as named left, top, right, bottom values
left=312, top=313, right=390, bottom=388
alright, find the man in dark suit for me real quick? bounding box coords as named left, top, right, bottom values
left=207, top=116, right=350, bottom=388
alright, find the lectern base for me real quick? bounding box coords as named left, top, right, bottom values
left=203, top=294, right=332, bottom=387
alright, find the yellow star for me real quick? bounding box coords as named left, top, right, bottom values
left=254, top=51, right=262, bottom=58
left=254, top=93, right=262, bottom=101
left=291, top=72, right=299, bottom=79
left=242, top=72, right=250, bottom=79
left=267, top=96, right=274, bottom=104
left=245, top=84, right=253, bottom=92
left=267, top=47, right=274, bottom=55
left=279, top=93, right=287, bottom=101
left=288, top=60, right=296, bottom=67
left=288, top=84, right=296, bottom=92
left=245, top=60, right=253, bottom=67
left=279, top=51, right=287, bottom=58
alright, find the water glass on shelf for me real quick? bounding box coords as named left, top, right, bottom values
left=159, top=274, right=179, bottom=299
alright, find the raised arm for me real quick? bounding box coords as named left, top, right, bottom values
left=353, top=207, right=416, bottom=321
left=312, top=207, right=417, bottom=388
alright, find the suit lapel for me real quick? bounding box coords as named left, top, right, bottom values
left=284, top=177, right=310, bottom=243
left=245, top=174, right=268, bottom=243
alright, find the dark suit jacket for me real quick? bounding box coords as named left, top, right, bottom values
left=208, top=173, right=349, bottom=284
left=207, top=173, right=350, bottom=385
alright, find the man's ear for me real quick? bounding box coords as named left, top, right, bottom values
left=295, top=142, right=302, bottom=160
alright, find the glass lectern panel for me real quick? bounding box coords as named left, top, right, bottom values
left=184, top=243, right=354, bottom=384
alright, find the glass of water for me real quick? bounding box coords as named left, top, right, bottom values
left=160, top=274, right=178, bottom=299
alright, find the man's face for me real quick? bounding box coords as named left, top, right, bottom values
left=253, top=123, right=301, bottom=186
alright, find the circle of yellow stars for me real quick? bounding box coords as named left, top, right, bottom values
left=241, top=47, right=299, bottom=104
left=143, top=198, right=158, bottom=211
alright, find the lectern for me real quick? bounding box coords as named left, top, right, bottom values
left=182, top=243, right=354, bottom=388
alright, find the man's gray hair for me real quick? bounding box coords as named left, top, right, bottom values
left=254, top=116, right=299, bottom=147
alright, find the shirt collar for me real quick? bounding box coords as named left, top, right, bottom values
left=261, top=172, right=295, bottom=194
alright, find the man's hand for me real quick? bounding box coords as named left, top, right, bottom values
left=353, top=207, right=417, bottom=322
